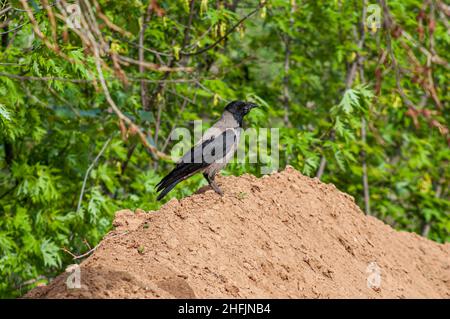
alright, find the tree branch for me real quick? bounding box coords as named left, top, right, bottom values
left=181, top=2, right=265, bottom=56
left=76, top=135, right=113, bottom=213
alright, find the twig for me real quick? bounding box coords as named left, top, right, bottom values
left=92, top=0, right=132, bottom=38
left=0, top=72, right=203, bottom=83
left=118, top=55, right=193, bottom=73
left=282, top=1, right=294, bottom=127
left=76, top=136, right=113, bottom=213
left=17, top=275, right=47, bottom=289
left=0, top=21, right=27, bottom=35
left=118, top=36, right=174, bottom=57
left=316, top=1, right=367, bottom=179
left=131, top=77, right=201, bottom=83
left=83, top=238, right=92, bottom=250
left=0, top=5, right=12, bottom=17
left=153, top=95, right=163, bottom=147
left=379, top=0, right=416, bottom=111
left=113, top=1, right=258, bottom=59
left=436, top=1, right=450, bottom=34
left=0, top=72, right=91, bottom=82
left=120, top=143, right=138, bottom=175
left=161, top=89, right=195, bottom=152
left=421, top=177, right=444, bottom=237
left=47, top=86, right=81, bottom=117
left=139, top=2, right=154, bottom=111
left=379, top=0, right=449, bottom=141
left=19, top=0, right=64, bottom=56
left=0, top=182, right=18, bottom=199
left=42, top=0, right=58, bottom=51
left=146, top=0, right=196, bottom=123
left=91, top=40, right=169, bottom=159
left=182, top=0, right=196, bottom=50
left=62, top=231, right=129, bottom=260
left=181, top=2, right=265, bottom=56
left=315, top=157, right=327, bottom=179
left=359, top=0, right=371, bottom=216
left=194, top=79, right=229, bottom=102
left=184, top=24, right=214, bottom=51
left=149, top=0, right=196, bottom=167
left=166, top=88, right=196, bottom=105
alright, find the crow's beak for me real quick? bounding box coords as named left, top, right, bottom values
left=247, top=102, right=258, bottom=109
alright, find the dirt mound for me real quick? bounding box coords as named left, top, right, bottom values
left=26, top=167, right=450, bottom=298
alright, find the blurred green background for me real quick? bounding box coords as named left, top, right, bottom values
left=0, top=0, right=448, bottom=297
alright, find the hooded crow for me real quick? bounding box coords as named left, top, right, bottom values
left=156, top=100, right=258, bottom=201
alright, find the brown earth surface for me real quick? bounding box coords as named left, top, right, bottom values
left=26, top=166, right=450, bottom=298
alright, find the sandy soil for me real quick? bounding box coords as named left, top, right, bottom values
left=26, top=166, right=450, bottom=298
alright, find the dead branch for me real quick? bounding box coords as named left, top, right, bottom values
left=62, top=231, right=129, bottom=260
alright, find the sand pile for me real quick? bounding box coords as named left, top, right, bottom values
left=26, top=166, right=450, bottom=298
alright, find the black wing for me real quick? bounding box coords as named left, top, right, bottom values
left=156, top=129, right=236, bottom=200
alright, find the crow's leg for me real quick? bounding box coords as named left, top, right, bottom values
left=203, top=173, right=223, bottom=196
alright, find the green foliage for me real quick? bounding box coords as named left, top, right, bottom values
left=0, top=0, right=448, bottom=297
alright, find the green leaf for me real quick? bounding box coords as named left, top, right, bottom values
left=40, top=239, right=62, bottom=268
left=0, top=104, right=11, bottom=122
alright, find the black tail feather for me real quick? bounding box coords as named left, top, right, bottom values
left=156, top=164, right=196, bottom=191
left=156, top=180, right=180, bottom=201
left=156, top=163, right=205, bottom=201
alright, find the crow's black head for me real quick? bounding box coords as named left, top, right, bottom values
left=224, top=100, right=258, bottom=126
